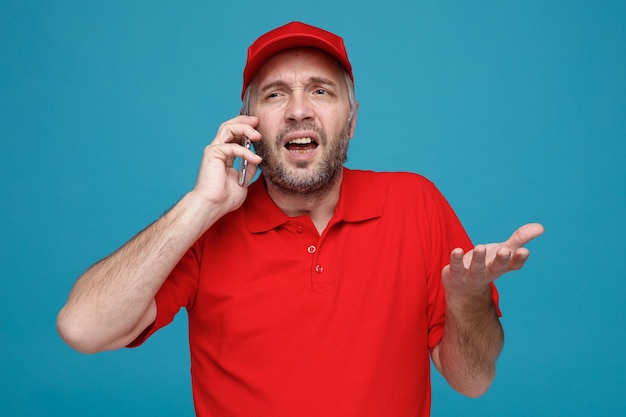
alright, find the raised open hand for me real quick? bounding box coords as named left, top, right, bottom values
left=442, top=223, right=544, bottom=298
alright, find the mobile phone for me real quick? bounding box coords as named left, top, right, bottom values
left=238, top=137, right=251, bottom=187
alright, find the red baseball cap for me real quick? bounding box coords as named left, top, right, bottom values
left=242, top=21, right=353, bottom=99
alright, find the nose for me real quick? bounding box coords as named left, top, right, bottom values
left=285, top=91, right=314, bottom=123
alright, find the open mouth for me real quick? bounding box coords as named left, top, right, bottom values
left=284, top=137, right=319, bottom=154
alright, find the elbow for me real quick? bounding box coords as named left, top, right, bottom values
left=458, top=382, right=492, bottom=399
left=434, top=344, right=498, bottom=398
left=56, top=307, right=105, bottom=354
left=452, top=369, right=496, bottom=398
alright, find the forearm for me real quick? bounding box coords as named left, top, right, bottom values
left=436, top=288, right=504, bottom=397
left=57, top=191, right=221, bottom=353
left=433, top=225, right=543, bottom=396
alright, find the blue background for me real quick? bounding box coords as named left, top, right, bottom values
left=1, top=0, right=625, bottom=416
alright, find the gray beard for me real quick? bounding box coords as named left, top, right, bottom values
left=255, top=122, right=350, bottom=199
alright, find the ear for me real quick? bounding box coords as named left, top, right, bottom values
left=348, top=102, right=359, bottom=139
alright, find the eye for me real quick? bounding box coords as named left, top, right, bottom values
left=313, top=88, right=333, bottom=96
left=265, top=91, right=283, bottom=101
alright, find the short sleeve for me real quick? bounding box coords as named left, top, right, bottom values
left=425, top=186, right=501, bottom=350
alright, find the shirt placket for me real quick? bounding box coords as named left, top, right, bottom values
left=288, top=218, right=335, bottom=294
left=309, top=235, right=335, bottom=293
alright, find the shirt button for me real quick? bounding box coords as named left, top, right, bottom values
left=295, top=225, right=303, bottom=233
left=315, top=264, right=324, bottom=273
left=307, top=245, right=316, bottom=254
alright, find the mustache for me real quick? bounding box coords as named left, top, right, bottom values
left=276, top=122, right=326, bottom=146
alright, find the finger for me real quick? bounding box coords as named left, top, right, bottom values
left=508, top=248, right=530, bottom=271
left=224, top=114, right=260, bottom=128
left=504, top=223, right=545, bottom=250
left=214, top=118, right=262, bottom=145
left=222, top=142, right=263, bottom=164
left=235, top=115, right=260, bottom=126
left=203, top=143, right=262, bottom=175
left=449, top=248, right=466, bottom=278
left=222, top=125, right=262, bottom=146
left=469, top=245, right=487, bottom=277
left=487, top=247, right=512, bottom=278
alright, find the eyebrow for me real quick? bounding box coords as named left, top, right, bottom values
left=258, top=76, right=338, bottom=95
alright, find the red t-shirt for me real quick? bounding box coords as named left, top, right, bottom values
left=131, top=168, right=499, bottom=417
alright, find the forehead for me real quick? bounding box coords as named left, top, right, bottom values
left=252, top=47, right=346, bottom=87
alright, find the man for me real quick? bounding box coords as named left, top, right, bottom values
left=57, top=22, right=543, bottom=416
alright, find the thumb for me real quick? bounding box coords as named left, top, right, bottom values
left=505, top=223, right=545, bottom=250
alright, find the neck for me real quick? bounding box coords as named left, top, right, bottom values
left=265, top=170, right=343, bottom=235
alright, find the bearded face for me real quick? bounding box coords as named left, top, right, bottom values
left=254, top=120, right=351, bottom=196
left=246, top=48, right=357, bottom=199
